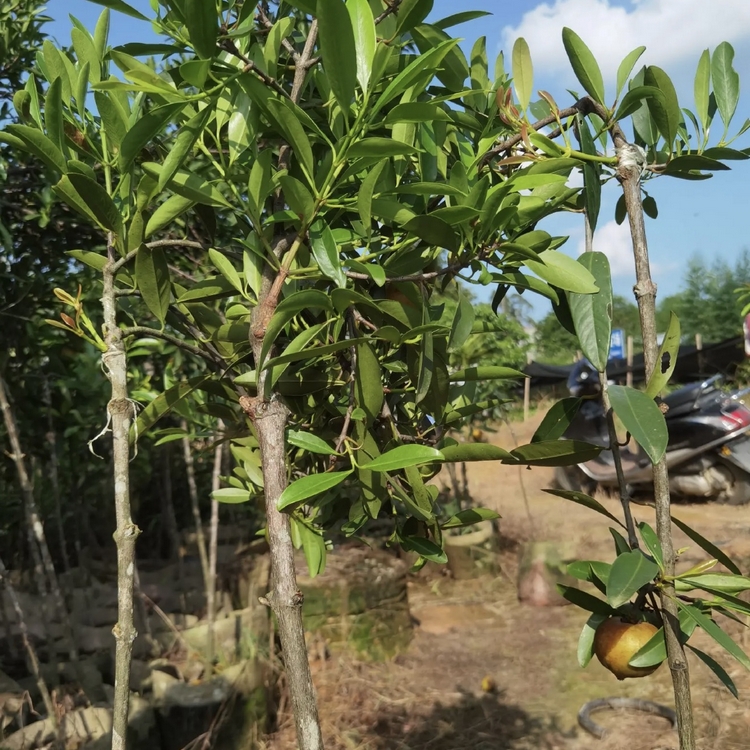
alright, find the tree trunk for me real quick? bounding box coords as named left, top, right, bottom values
left=0, top=556, right=56, bottom=723
left=0, top=375, right=77, bottom=664
left=102, top=241, right=140, bottom=750
left=181, top=420, right=209, bottom=588
left=161, top=445, right=181, bottom=562
left=43, top=378, right=70, bottom=573
left=205, top=423, right=223, bottom=678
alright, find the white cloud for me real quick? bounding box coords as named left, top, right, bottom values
left=582, top=219, right=635, bottom=277
left=502, top=0, right=750, bottom=87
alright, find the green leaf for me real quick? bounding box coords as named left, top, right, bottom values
left=616, top=46, right=646, bottom=98
left=694, top=49, right=711, bottom=135
left=440, top=443, right=513, bottom=462
left=608, top=385, right=668, bottom=464
left=309, top=221, right=346, bottom=287
left=135, top=244, right=171, bottom=324
left=348, top=138, right=419, bottom=158
left=279, top=175, right=315, bottom=224
left=606, top=550, right=659, bottom=608
left=402, top=215, right=458, bottom=252
left=557, top=585, right=615, bottom=616
left=119, top=103, right=184, bottom=171
left=267, top=99, right=315, bottom=178
left=629, top=608, right=697, bottom=668
left=208, top=249, right=242, bottom=294
left=145, top=194, right=195, bottom=238
left=359, top=445, right=444, bottom=473
left=610, top=527, right=630, bottom=556
left=525, top=250, right=599, bottom=295
left=373, top=38, right=460, bottom=114
left=578, top=613, right=608, bottom=668
left=567, top=561, right=611, bottom=588
left=45, top=76, right=65, bottom=156
left=712, top=42, right=740, bottom=131
left=613, top=85, right=666, bottom=122
left=357, top=159, right=387, bottom=235
left=676, top=573, right=750, bottom=594
left=393, top=0, right=433, bottom=34
left=212, top=487, right=251, bottom=504
left=441, top=508, right=500, bottom=530
left=415, top=329, right=433, bottom=404
left=259, top=289, right=333, bottom=368
left=511, top=37, right=533, bottom=111
left=687, top=645, right=738, bottom=698
left=159, top=106, right=212, bottom=191
left=83, top=0, right=148, bottom=20
left=298, top=522, right=327, bottom=577
left=568, top=252, right=612, bottom=371
left=638, top=522, right=664, bottom=570
left=645, top=312, right=680, bottom=397
left=433, top=10, right=491, bottom=30
left=346, top=0, right=375, bottom=91
left=277, top=470, right=353, bottom=511
left=141, top=162, right=231, bottom=208
left=131, top=376, right=210, bottom=439
left=401, top=536, right=447, bottom=564
left=384, top=102, right=451, bottom=124
left=509, top=440, right=602, bottom=467
left=448, top=294, right=475, bottom=352
left=287, top=430, right=338, bottom=456
left=644, top=66, right=681, bottom=148
left=664, top=155, right=730, bottom=174
left=184, top=0, right=218, bottom=58
left=57, top=174, right=123, bottom=235
left=544, top=489, right=623, bottom=526
left=578, top=118, right=600, bottom=232
left=5, top=124, right=67, bottom=174
left=677, top=599, right=750, bottom=672
left=354, top=340, right=383, bottom=425
left=67, top=250, right=107, bottom=271
left=561, top=27, right=605, bottom=104
left=316, top=0, right=357, bottom=116
left=449, top=366, right=525, bottom=382
left=532, top=398, right=581, bottom=443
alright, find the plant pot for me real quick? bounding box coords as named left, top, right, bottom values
left=444, top=521, right=499, bottom=580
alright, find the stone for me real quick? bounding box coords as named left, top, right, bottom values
left=517, top=541, right=579, bottom=607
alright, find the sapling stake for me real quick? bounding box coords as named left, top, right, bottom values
left=617, top=143, right=695, bottom=750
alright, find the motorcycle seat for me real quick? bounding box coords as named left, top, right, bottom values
left=661, top=382, right=702, bottom=417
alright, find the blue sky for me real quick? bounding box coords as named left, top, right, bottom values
left=47, top=0, right=750, bottom=319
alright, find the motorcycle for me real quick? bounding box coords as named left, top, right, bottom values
left=554, top=361, right=750, bottom=504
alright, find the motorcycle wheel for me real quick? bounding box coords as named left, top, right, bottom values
left=718, top=463, right=750, bottom=506
left=554, top=466, right=598, bottom=495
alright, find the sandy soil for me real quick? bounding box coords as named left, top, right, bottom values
left=262, top=408, right=750, bottom=750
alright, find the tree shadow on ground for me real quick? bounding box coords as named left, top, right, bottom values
left=369, top=687, right=570, bottom=750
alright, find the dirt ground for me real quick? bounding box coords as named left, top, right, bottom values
left=262, top=407, right=750, bottom=750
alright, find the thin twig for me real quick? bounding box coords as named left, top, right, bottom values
left=111, top=239, right=206, bottom=274
left=374, top=0, right=403, bottom=24
left=479, top=99, right=597, bottom=168
left=120, top=326, right=216, bottom=363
